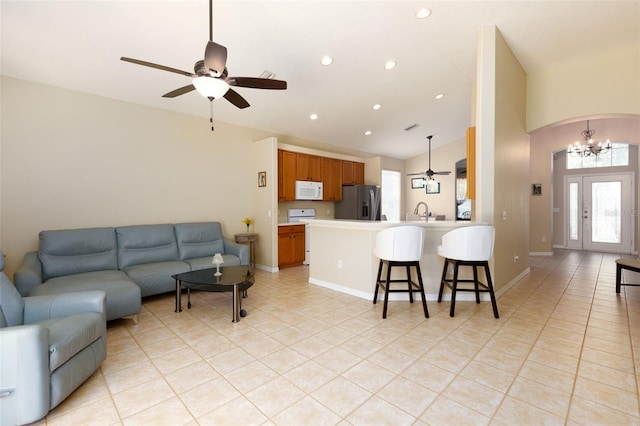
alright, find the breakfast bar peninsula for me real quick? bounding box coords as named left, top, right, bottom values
left=302, top=219, right=485, bottom=300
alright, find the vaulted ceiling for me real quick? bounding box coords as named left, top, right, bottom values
left=2, top=1, right=638, bottom=159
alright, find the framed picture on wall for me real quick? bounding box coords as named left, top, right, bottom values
left=411, top=178, right=425, bottom=189
left=258, top=171, right=267, bottom=187
left=426, top=182, right=440, bottom=194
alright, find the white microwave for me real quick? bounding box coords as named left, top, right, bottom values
left=295, top=181, right=323, bottom=200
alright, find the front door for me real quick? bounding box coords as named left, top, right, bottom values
left=566, top=173, right=634, bottom=253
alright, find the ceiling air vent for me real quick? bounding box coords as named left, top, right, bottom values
left=404, top=124, right=418, bottom=131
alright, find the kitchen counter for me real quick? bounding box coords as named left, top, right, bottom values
left=303, top=218, right=486, bottom=301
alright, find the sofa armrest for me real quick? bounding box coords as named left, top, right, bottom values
left=14, top=251, right=43, bottom=296
left=223, top=239, right=249, bottom=265
left=23, top=291, right=107, bottom=324
left=0, top=324, right=50, bottom=426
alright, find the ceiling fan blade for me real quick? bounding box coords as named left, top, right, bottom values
left=406, top=172, right=427, bottom=176
left=120, top=57, right=193, bottom=77
left=162, top=85, right=196, bottom=98
left=224, top=88, right=250, bottom=109
left=204, top=41, right=228, bottom=76
left=228, top=77, right=287, bottom=90
left=433, top=171, right=452, bottom=175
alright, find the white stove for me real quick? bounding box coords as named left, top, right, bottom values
left=287, top=208, right=315, bottom=265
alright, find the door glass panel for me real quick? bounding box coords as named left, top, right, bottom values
left=381, top=170, right=400, bottom=222
left=569, top=182, right=579, bottom=241
left=591, top=181, right=621, bottom=243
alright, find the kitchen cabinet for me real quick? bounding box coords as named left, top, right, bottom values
left=278, top=225, right=305, bottom=268
left=322, top=157, right=342, bottom=201
left=295, top=153, right=323, bottom=181
left=466, top=126, right=476, bottom=200
left=278, top=150, right=296, bottom=201
left=342, top=161, right=365, bottom=185
left=278, top=149, right=366, bottom=200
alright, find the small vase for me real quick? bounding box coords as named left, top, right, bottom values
left=246, top=224, right=250, bottom=233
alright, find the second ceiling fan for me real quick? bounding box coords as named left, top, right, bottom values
left=407, top=135, right=452, bottom=179
left=120, top=0, right=287, bottom=112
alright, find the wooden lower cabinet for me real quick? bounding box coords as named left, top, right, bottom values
left=278, top=225, right=305, bottom=268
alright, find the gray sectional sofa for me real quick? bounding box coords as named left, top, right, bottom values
left=14, top=222, right=249, bottom=321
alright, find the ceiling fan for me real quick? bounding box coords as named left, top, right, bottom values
left=407, top=135, right=452, bottom=179
left=120, top=0, right=287, bottom=128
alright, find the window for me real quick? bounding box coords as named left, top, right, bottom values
left=381, top=170, right=400, bottom=221
left=567, top=143, right=629, bottom=169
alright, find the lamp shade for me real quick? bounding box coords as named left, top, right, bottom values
left=212, top=253, right=224, bottom=265
left=193, top=76, right=229, bottom=99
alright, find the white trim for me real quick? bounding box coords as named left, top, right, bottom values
left=495, top=267, right=531, bottom=298
left=529, top=252, right=553, bottom=256
left=257, top=264, right=279, bottom=273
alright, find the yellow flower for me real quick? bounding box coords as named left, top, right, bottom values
left=242, top=218, right=254, bottom=225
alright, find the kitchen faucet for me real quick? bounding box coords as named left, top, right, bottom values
left=414, top=201, right=429, bottom=218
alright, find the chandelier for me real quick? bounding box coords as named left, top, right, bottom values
left=567, top=120, right=611, bottom=157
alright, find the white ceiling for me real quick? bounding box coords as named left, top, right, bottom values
left=1, top=1, right=638, bottom=159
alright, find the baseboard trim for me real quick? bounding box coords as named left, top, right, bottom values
left=308, top=277, right=505, bottom=302
left=529, top=252, right=553, bottom=256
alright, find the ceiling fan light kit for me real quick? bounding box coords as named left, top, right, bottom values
left=120, top=0, right=287, bottom=131
left=192, top=76, right=229, bottom=99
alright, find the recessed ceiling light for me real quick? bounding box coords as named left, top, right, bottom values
left=364, top=130, right=372, bottom=136
left=321, top=56, right=333, bottom=66
left=435, top=93, right=445, bottom=100
left=416, top=8, right=432, bottom=19
left=309, top=113, right=319, bottom=120
left=384, top=60, right=396, bottom=70
left=372, top=104, right=381, bottom=110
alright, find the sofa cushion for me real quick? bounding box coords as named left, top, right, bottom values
left=0, top=270, right=25, bottom=327
left=117, top=224, right=179, bottom=269
left=123, top=261, right=190, bottom=297
left=39, top=227, right=118, bottom=280
left=174, top=222, right=224, bottom=261
left=30, top=270, right=141, bottom=321
left=39, top=311, right=104, bottom=371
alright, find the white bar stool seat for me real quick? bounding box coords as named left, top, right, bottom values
left=373, top=226, right=429, bottom=319
left=437, top=225, right=499, bottom=318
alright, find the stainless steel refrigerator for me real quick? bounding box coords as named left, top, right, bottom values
left=335, top=185, right=381, bottom=220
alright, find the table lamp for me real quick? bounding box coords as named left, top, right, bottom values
left=212, top=253, right=224, bottom=276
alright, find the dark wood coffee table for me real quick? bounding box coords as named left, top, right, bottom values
left=173, top=266, right=254, bottom=322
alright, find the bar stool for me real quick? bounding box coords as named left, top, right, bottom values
left=373, top=226, right=429, bottom=319
left=615, top=258, right=640, bottom=293
left=437, top=225, right=499, bottom=318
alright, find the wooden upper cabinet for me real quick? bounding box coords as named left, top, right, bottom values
left=278, top=150, right=296, bottom=201
left=342, top=161, right=365, bottom=185
left=295, top=153, right=323, bottom=181
left=322, top=158, right=342, bottom=201
left=466, top=126, right=476, bottom=200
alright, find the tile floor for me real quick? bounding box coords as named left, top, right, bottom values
left=40, top=249, right=640, bottom=425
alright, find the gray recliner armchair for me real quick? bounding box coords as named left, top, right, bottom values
left=0, top=251, right=107, bottom=426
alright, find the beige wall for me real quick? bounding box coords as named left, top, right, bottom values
left=404, top=138, right=466, bottom=221
left=0, top=76, right=275, bottom=277
left=253, top=137, right=279, bottom=268
left=527, top=44, right=640, bottom=132
left=529, top=117, right=640, bottom=253
left=476, top=26, right=530, bottom=292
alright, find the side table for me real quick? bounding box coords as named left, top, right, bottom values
left=234, top=233, right=258, bottom=267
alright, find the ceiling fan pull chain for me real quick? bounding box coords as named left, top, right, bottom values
left=209, top=99, right=215, bottom=131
